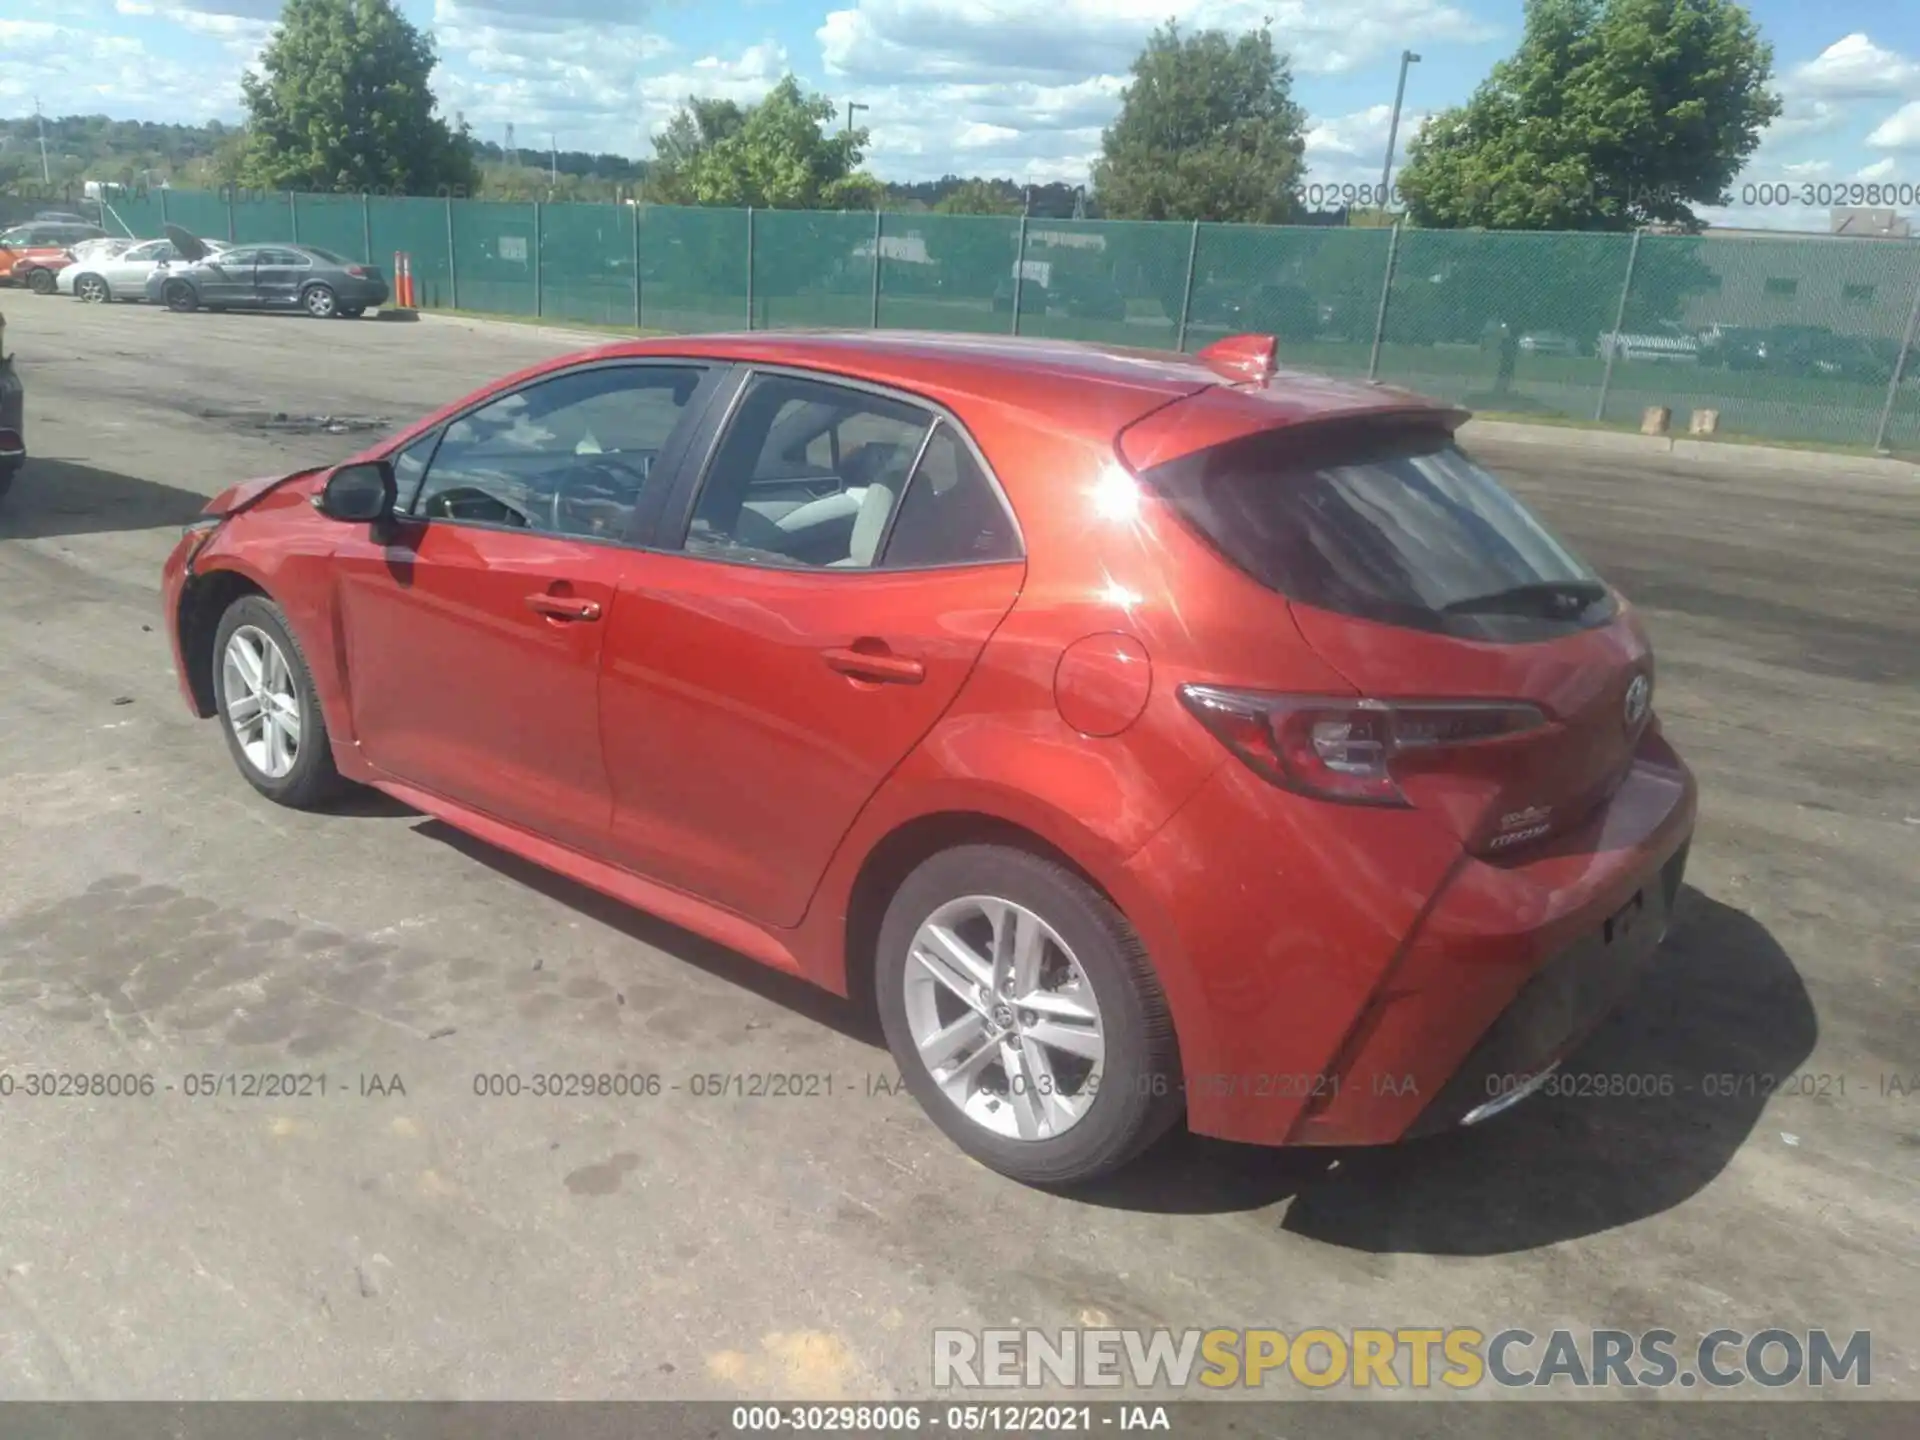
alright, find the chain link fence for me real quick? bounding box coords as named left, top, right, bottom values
left=8, top=186, right=1920, bottom=452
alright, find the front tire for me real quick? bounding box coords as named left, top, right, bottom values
left=211, top=595, right=345, bottom=809
left=75, top=273, right=110, bottom=303
left=26, top=268, right=56, bottom=295
left=303, top=284, right=338, bottom=318
left=164, top=280, right=198, bottom=313
left=875, top=844, right=1183, bottom=1187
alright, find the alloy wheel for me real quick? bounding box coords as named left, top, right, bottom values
left=304, top=286, right=336, bottom=318
left=902, top=895, right=1106, bottom=1141
left=221, top=625, right=302, bottom=779
left=77, top=275, right=108, bottom=303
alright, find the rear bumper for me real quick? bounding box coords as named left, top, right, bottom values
left=1121, top=724, right=1698, bottom=1147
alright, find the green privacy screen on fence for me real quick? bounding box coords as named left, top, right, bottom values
left=58, top=188, right=1920, bottom=452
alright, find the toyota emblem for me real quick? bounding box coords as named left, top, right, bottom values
left=1624, top=673, right=1651, bottom=728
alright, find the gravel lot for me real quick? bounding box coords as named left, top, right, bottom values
left=0, top=299, right=1914, bottom=1416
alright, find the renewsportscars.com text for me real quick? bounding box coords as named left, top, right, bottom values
left=932, top=1326, right=1872, bottom=1391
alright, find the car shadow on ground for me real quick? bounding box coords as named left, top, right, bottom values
left=1077, top=886, right=1818, bottom=1251
left=412, top=817, right=880, bottom=1044
left=0, top=459, right=211, bottom=540
left=388, top=812, right=1818, bottom=1248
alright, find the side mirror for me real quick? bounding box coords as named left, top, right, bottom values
left=315, top=460, right=396, bottom=524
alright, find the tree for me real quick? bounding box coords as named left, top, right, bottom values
left=239, top=0, right=476, bottom=194
left=1397, top=0, right=1782, bottom=231
left=933, top=180, right=1020, bottom=216
left=1092, top=22, right=1307, bottom=225
left=649, top=77, right=881, bottom=210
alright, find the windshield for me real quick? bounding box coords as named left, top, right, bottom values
left=1141, top=420, right=1616, bottom=641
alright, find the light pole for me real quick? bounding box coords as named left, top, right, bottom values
left=845, top=101, right=869, bottom=136
left=1379, top=50, right=1420, bottom=209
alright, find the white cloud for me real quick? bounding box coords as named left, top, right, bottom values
left=1866, top=100, right=1920, bottom=151
left=0, top=16, right=232, bottom=117
left=1790, top=34, right=1920, bottom=101
left=1856, top=157, right=1897, bottom=181
left=819, top=0, right=1495, bottom=84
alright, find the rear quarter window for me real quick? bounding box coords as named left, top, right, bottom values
left=1141, top=420, right=1615, bottom=642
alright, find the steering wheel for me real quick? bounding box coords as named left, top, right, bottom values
left=548, top=454, right=653, bottom=536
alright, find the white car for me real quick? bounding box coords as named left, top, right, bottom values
left=67, top=237, right=137, bottom=265
left=58, top=237, right=231, bottom=304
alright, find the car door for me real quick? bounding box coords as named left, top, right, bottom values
left=598, top=367, right=1028, bottom=927
left=254, top=248, right=309, bottom=307
left=105, top=240, right=166, bottom=291
left=196, top=245, right=259, bottom=304
left=329, top=359, right=721, bottom=853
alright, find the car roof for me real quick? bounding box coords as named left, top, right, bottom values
left=561, top=330, right=1443, bottom=446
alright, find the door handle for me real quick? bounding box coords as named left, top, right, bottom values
left=525, top=592, right=602, bottom=622
left=822, top=645, right=925, bottom=684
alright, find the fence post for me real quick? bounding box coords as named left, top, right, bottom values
left=1874, top=262, right=1920, bottom=454
left=445, top=194, right=458, bottom=311
left=1176, top=220, right=1201, bottom=352
left=1367, top=223, right=1402, bottom=381
left=288, top=190, right=298, bottom=243
left=533, top=201, right=543, bottom=317
left=745, top=207, right=756, bottom=329
left=1011, top=213, right=1029, bottom=336
left=226, top=186, right=235, bottom=243
left=1594, top=229, right=1644, bottom=423
left=361, top=193, right=372, bottom=266
left=632, top=202, right=643, bottom=331
left=159, top=187, right=169, bottom=226
left=870, top=210, right=883, bottom=330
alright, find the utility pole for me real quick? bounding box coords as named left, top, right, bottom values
left=505, top=122, right=516, bottom=168
left=550, top=134, right=558, bottom=189
left=34, top=97, right=51, bottom=184
left=1379, top=50, right=1421, bottom=210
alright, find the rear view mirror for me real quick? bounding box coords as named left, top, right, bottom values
left=315, top=460, right=396, bottom=524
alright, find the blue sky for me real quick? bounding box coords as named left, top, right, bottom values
left=3, top=0, right=1919, bottom=229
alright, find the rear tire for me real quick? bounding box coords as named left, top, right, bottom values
left=75, top=273, right=111, bottom=303
left=164, top=280, right=198, bottom=313
left=211, top=595, right=346, bottom=810
left=26, top=268, right=56, bottom=295
left=303, top=284, right=339, bottom=318
left=874, top=843, right=1184, bottom=1187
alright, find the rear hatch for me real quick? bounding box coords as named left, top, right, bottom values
left=1127, top=400, right=1654, bottom=857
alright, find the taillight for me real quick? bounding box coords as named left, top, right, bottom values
left=344, top=265, right=367, bottom=277
left=0, top=429, right=22, bottom=456
left=1178, top=686, right=1546, bottom=806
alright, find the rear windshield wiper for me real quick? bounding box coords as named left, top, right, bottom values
left=1440, top=580, right=1608, bottom=617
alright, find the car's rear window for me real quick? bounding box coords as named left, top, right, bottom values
left=1141, top=419, right=1615, bottom=640
left=303, top=247, right=348, bottom=264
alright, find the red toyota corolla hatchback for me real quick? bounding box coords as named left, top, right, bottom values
left=161, top=330, right=1695, bottom=1185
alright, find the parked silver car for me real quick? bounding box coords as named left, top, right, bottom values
left=59, top=237, right=231, bottom=302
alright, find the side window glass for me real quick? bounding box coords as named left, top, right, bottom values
left=881, top=422, right=1021, bottom=567
left=411, top=364, right=704, bottom=537
left=687, top=374, right=932, bottom=569
left=392, top=430, right=442, bottom=512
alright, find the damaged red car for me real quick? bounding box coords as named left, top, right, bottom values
left=160, top=330, right=1696, bottom=1185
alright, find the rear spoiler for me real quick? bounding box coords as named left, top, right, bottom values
left=1118, top=377, right=1470, bottom=475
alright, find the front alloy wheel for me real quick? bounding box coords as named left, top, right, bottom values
left=210, top=594, right=345, bottom=809
left=76, top=274, right=109, bottom=303
left=222, top=624, right=302, bottom=779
